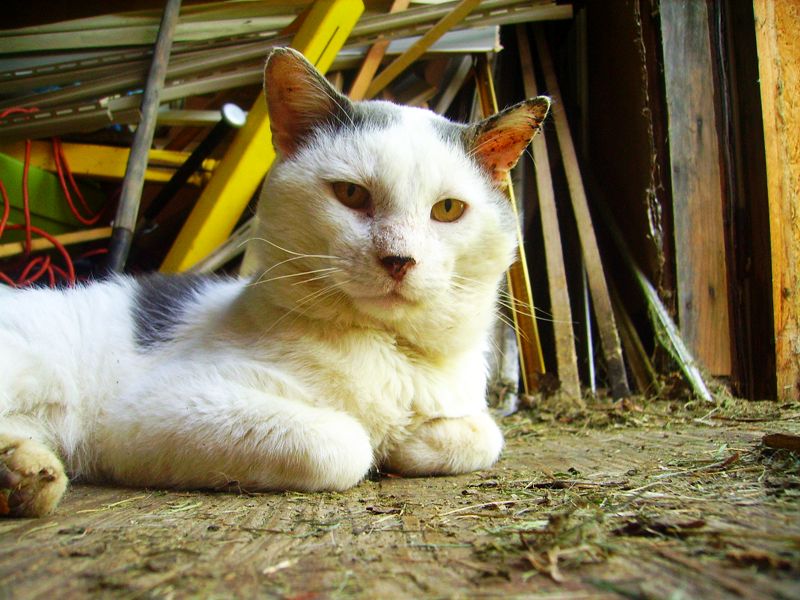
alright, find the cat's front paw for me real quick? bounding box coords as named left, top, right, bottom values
left=0, top=436, right=67, bottom=518
left=384, top=413, right=503, bottom=477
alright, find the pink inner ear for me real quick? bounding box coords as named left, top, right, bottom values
left=473, top=127, right=537, bottom=184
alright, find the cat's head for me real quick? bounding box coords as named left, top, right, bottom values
left=249, top=48, right=549, bottom=352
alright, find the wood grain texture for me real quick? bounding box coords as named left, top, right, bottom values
left=753, top=0, right=800, bottom=400
left=660, top=0, right=732, bottom=376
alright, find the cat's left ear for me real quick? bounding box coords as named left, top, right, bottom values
left=263, top=47, right=354, bottom=157
left=466, top=97, right=551, bottom=185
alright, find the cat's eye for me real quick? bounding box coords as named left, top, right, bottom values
left=332, top=181, right=371, bottom=210
left=431, top=198, right=466, bottom=223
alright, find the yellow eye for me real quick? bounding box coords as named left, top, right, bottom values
left=332, top=181, right=371, bottom=210
left=431, top=198, right=466, bottom=222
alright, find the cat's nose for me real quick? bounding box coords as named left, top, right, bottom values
left=380, top=255, right=416, bottom=281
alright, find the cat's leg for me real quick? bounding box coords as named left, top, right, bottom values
left=0, top=418, right=68, bottom=518
left=384, top=412, right=504, bottom=476
left=100, top=376, right=375, bottom=493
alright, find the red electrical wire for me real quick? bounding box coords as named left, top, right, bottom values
left=0, top=107, right=39, bottom=119
left=22, top=140, right=33, bottom=253
left=5, top=223, right=76, bottom=285
left=0, top=180, right=10, bottom=238
left=52, top=138, right=103, bottom=226
left=0, top=135, right=78, bottom=288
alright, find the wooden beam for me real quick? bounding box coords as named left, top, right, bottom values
left=161, top=0, right=364, bottom=273
left=516, top=25, right=581, bottom=403
left=660, top=0, right=732, bottom=376
left=474, top=55, right=545, bottom=395
left=535, top=28, right=631, bottom=400
left=753, top=0, right=800, bottom=401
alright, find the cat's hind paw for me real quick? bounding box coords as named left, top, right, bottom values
left=0, top=436, right=67, bottom=518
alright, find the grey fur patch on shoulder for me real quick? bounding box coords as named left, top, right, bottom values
left=132, top=273, right=215, bottom=348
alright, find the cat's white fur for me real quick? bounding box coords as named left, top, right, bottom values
left=0, top=48, right=549, bottom=517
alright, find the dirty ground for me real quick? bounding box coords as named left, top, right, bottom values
left=2, top=397, right=799, bottom=599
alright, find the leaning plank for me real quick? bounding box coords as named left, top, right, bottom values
left=660, top=1, right=732, bottom=376
left=474, top=55, right=545, bottom=395
left=534, top=28, right=631, bottom=399
left=516, top=25, right=582, bottom=403
left=753, top=0, right=800, bottom=401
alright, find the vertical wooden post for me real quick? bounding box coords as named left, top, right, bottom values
left=660, top=0, right=732, bottom=376
left=753, top=0, right=800, bottom=400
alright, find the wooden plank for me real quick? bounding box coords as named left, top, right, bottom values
left=660, top=0, right=732, bottom=376
left=753, top=0, right=800, bottom=401
left=535, top=29, right=631, bottom=399
left=364, top=0, right=480, bottom=100
left=516, top=25, right=581, bottom=403
left=474, top=55, right=545, bottom=395
left=160, top=0, right=364, bottom=273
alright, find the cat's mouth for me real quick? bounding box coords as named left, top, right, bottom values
left=353, top=290, right=417, bottom=311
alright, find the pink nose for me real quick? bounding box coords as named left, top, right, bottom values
left=380, top=255, right=416, bottom=281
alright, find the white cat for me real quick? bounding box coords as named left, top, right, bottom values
left=0, top=48, right=549, bottom=517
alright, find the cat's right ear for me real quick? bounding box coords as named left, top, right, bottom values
left=263, top=47, right=353, bottom=157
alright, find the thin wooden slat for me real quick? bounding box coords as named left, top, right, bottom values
left=348, top=0, right=410, bottom=102
left=516, top=24, right=581, bottom=403
left=534, top=28, right=631, bottom=400
left=0, top=227, right=112, bottom=258
left=364, top=0, right=480, bottom=100
left=474, top=55, right=545, bottom=395
left=753, top=0, right=800, bottom=401
left=660, top=0, right=732, bottom=376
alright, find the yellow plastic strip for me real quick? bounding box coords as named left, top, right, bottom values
left=161, top=0, right=364, bottom=273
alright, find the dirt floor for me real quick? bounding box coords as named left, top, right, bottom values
left=2, top=396, right=799, bottom=599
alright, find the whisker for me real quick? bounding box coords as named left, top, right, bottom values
left=247, top=237, right=341, bottom=261
left=253, top=266, right=340, bottom=287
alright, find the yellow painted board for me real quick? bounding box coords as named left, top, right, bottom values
left=161, top=0, right=365, bottom=273
left=0, top=141, right=216, bottom=186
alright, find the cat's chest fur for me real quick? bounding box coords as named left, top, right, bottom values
left=218, top=305, right=489, bottom=457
